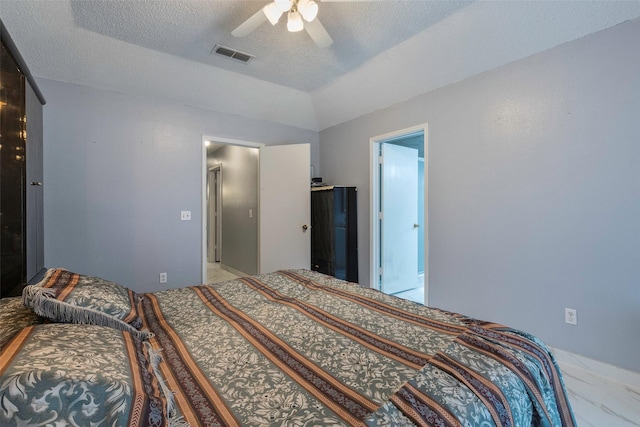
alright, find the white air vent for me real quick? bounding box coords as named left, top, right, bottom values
left=211, top=44, right=254, bottom=63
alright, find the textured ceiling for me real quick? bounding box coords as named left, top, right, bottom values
left=68, top=0, right=473, bottom=92
left=2, top=1, right=639, bottom=131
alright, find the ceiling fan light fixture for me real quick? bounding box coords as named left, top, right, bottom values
left=232, top=0, right=331, bottom=47
left=287, top=10, right=304, bottom=32
left=274, top=0, right=293, bottom=13
left=298, top=0, right=318, bottom=22
left=263, top=2, right=284, bottom=25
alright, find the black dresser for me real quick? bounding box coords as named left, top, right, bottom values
left=311, top=186, right=358, bottom=282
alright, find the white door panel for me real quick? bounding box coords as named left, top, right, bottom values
left=381, top=144, right=418, bottom=294
left=259, top=144, right=310, bottom=273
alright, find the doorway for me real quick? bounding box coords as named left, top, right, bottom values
left=206, top=163, right=238, bottom=284
left=203, top=138, right=262, bottom=283
left=201, top=137, right=312, bottom=284
left=370, top=125, right=428, bottom=304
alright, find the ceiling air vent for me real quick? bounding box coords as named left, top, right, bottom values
left=211, top=44, right=254, bottom=64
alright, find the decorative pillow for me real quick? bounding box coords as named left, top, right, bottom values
left=0, top=297, right=46, bottom=348
left=22, top=268, right=150, bottom=339
left=0, top=323, right=172, bottom=427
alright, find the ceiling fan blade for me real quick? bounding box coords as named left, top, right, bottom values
left=231, top=8, right=268, bottom=37
left=305, top=18, right=333, bottom=48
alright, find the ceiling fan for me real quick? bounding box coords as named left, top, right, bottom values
left=231, top=0, right=334, bottom=48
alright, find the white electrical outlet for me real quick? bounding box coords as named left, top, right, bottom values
left=180, top=211, right=191, bottom=221
left=159, top=272, right=167, bottom=284
left=565, top=308, right=577, bottom=325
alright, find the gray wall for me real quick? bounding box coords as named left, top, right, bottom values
left=40, top=78, right=318, bottom=293
left=319, top=20, right=640, bottom=372
left=208, top=145, right=259, bottom=275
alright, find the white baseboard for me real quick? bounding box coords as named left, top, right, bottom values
left=550, top=346, right=640, bottom=391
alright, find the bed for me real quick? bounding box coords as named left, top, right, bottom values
left=1, top=268, right=576, bottom=426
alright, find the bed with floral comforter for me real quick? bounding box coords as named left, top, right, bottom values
left=1, top=324, right=166, bottom=426
left=1, top=268, right=576, bottom=426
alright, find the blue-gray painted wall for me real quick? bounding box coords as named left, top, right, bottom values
left=319, top=20, right=640, bottom=372
left=39, top=79, right=318, bottom=293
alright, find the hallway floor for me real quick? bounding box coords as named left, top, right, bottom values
left=207, top=262, right=239, bottom=284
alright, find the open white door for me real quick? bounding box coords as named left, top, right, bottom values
left=381, top=144, right=418, bottom=294
left=259, top=144, right=310, bottom=273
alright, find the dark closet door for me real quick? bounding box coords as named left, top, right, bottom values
left=0, top=40, right=27, bottom=296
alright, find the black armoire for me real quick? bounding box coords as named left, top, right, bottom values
left=311, top=186, right=358, bottom=282
left=1, top=20, right=46, bottom=297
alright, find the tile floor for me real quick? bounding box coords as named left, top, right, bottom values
left=391, top=273, right=425, bottom=304
left=392, top=286, right=425, bottom=304
left=206, top=262, right=240, bottom=283
left=552, top=346, right=640, bottom=426
left=560, top=362, right=640, bottom=426
left=207, top=266, right=640, bottom=425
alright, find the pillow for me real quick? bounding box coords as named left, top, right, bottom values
left=0, top=323, right=172, bottom=427
left=0, top=297, right=45, bottom=348
left=22, top=268, right=150, bottom=339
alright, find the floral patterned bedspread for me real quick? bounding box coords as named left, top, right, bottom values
left=0, top=297, right=45, bottom=348
left=141, top=269, right=575, bottom=426
left=0, top=323, right=167, bottom=426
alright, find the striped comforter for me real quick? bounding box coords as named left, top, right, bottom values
left=141, top=269, right=575, bottom=426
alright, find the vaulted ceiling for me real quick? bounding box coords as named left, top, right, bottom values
left=2, top=1, right=639, bottom=131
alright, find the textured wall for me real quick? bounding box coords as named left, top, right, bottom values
left=40, top=79, right=318, bottom=293
left=319, top=20, right=640, bottom=372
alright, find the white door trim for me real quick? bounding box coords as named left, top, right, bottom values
left=369, top=124, right=429, bottom=305
left=201, top=135, right=264, bottom=283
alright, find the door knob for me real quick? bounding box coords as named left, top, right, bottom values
left=413, top=224, right=420, bottom=228
left=30, top=182, right=43, bottom=186
left=302, top=224, right=309, bottom=232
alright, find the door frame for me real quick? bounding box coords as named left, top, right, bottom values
left=369, top=124, right=429, bottom=304
left=201, top=135, right=264, bottom=283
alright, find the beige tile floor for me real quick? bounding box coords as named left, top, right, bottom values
left=206, top=262, right=240, bottom=283
left=552, top=346, right=640, bottom=426
left=560, top=362, right=640, bottom=426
